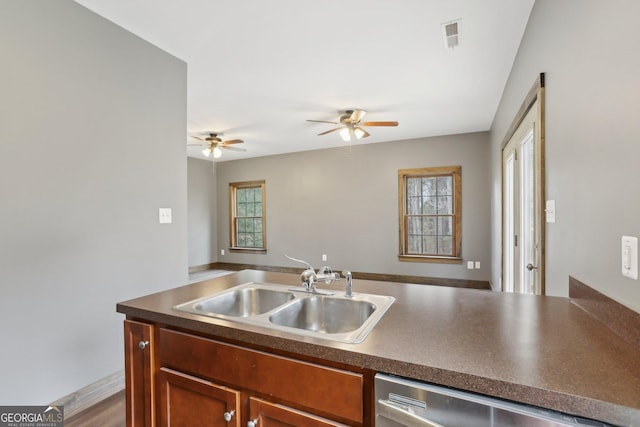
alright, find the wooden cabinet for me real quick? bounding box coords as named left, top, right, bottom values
left=124, top=320, right=155, bottom=427
left=248, top=397, right=348, bottom=427
left=157, top=328, right=364, bottom=426
left=157, top=368, right=240, bottom=427
left=124, top=323, right=366, bottom=426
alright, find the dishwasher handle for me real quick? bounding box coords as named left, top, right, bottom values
left=377, top=399, right=445, bottom=427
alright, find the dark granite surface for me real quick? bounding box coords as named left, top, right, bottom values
left=117, top=270, right=640, bottom=426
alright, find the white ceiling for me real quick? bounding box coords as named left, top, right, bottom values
left=74, top=0, right=535, bottom=162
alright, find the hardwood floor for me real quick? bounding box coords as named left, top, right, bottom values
left=65, top=390, right=125, bottom=427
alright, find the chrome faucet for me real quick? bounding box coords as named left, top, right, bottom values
left=285, top=255, right=340, bottom=295
left=343, top=270, right=353, bottom=298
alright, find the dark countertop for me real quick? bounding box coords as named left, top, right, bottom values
left=117, top=270, right=640, bottom=426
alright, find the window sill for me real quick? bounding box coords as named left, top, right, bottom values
left=398, top=255, right=463, bottom=264
left=229, top=247, right=267, bottom=254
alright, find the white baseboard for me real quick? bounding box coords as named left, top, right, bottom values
left=51, top=369, right=125, bottom=419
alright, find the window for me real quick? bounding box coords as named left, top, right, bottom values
left=230, top=180, right=266, bottom=252
left=398, top=166, right=461, bottom=263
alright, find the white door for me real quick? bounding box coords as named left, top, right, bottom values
left=502, top=101, right=543, bottom=295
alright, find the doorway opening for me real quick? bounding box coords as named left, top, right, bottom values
left=501, top=73, right=545, bottom=295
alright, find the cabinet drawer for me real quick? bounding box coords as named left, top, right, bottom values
left=158, top=328, right=363, bottom=424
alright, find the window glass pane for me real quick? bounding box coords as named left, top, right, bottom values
left=246, top=203, right=255, bottom=216
left=254, top=188, right=262, bottom=202
left=254, top=234, right=263, bottom=247
left=245, top=234, right=255, bottom=247
left=255, top=202, right=263, bottom=217
left=437, top=176, right=452, bottom=195
left=423, top=217, right=437, bottom=235
left=237, top=233, right=246, bottom=246
left=423, top=236, right=437, bottom=254
left=408, top=217, right=421, bottom=235
left=422, top=177, right=436, bottom=197
left=437, top=196, right=452, bottom=215
left=408, top=196, right=421, bottom=215
left=237, top=203, right=247, bottom=217
left=407, top=178, right=420, bottom=196
left=423, top=197, right=437, bottom=215
left=438, top=217, right=452, bottom=236
left=438, top=236, right=452, bottom=255
left=238, top=189, right=248, bottom=203
left=408, top=235, right=421, bottom=253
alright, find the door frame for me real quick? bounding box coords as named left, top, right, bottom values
left=500, top=73, right=546, bottom=294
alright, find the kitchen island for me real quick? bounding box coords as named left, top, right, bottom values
left=118, top=270, right=640, bottom=426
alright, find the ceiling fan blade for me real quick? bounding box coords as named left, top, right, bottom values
left=361, top=121, right=399, bottom=127
left=317, top=126, right=343, bottom=136
left=350, top=109, right=367, bottom=123
left=222, top=145, right=247, bottom=152
left=190, top=135, right=206, bottom=141
left=222, top=139, right=244, bottom=145
left=307, top=119, right=339, bottom=125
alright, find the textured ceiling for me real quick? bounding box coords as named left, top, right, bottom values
left=74, top=0, right=535, bottom=161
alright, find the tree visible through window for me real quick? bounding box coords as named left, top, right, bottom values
left=230, top=181, right=266, bottom=251
left=398, top=166, right=461, bottom=262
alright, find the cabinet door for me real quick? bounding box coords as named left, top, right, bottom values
left=248, top=397, right=349, bottom=427
left=124, top=320, right=154, bottom=427
left=158, top=368, right=241, bottom=427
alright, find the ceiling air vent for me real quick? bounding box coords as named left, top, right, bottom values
left=442, top=20, right=461, bottom=49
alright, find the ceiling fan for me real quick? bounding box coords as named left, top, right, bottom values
left=189, top=132, right=246, bottom=159
left=307, top=109, right=399, bottom=141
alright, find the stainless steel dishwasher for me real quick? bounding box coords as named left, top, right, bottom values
left=375, top=373, right=611, bottom=426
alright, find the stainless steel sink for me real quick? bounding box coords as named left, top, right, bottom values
left=173, top=282, right=394, bottom=344
left=174, top=283, right=295, bottom=317
left=268, top=296, right=376, bottom=333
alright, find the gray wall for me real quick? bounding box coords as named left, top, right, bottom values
left=490, top=0, right=640, bottom=311
left=0, top=1, right=187, bottom=404
left=188, top=157, right=217, bottom=267
left=215, top=132, right=491, bottom=281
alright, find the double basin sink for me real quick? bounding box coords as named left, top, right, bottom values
left=173, top=282, right=395, bottom=344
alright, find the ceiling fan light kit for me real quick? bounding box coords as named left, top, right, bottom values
left=307, top=109, right=398, bottom=142
left=189, top=132, right=246, bottom=160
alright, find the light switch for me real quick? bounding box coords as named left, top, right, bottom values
left=622, top=236, right=638, bottom=280
left=159, top=208, right=172, bottom=224
left=545, top=200, right=556, bottom=223
left=467, top=261, right=474, bottom=270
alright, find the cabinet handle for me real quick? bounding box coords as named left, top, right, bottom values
left=138, top=340, right=149, bottom=350
left=247, top=418, right=258, bottom=427
left=223, top=410, right=235, bottom=422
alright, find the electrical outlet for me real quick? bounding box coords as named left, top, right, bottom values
left=322, top=254, right=327, bottom=262
left=467, top=261, right=474, bottom=269
left=475, top=261, right=481, bottom=269
left=220, top=249, right=225, bottom=256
